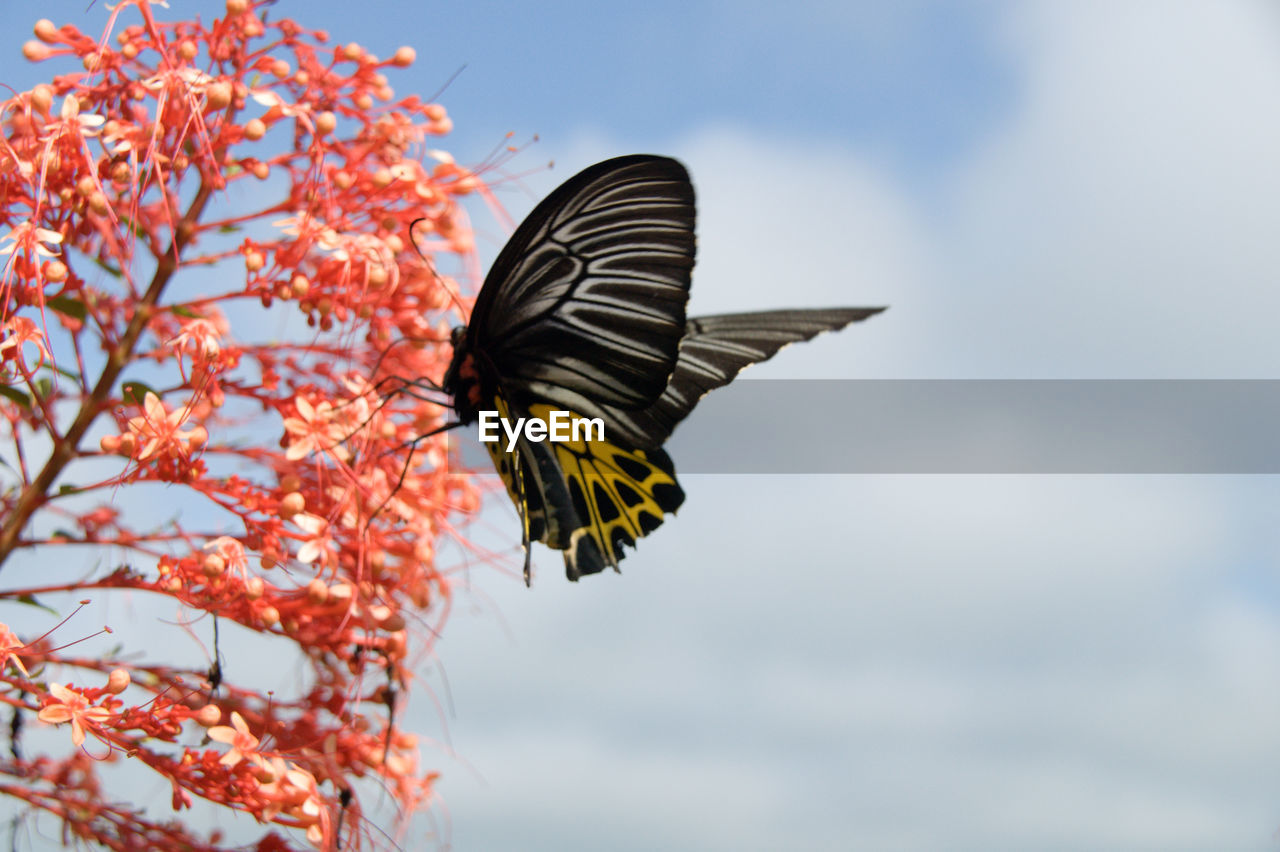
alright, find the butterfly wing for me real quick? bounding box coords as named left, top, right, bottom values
left=467, top=155, right=696, bottom=411
left=490, top=398, right=685, bottom=581
left=596, top=307, right=887, bottom=449
left=538, top=414, right=684, bottom=580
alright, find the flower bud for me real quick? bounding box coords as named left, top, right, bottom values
left=33, top=20, right=59, bottom=43
left=202, top=553, right=226, bottom=577
left=30, top=84, right=53, bottom=114
left=279, top=491, right=305, bottom=518
left=306, top=579, right=328, bottom=604
left=195, top=704, right=222, bottom=727
left=106, top=668, right=130, bottom=694
left=43, top=260, right=68, bottom=283
left=205, top=81, right=232, bottom=111
left=22, top=41, right=51, bottom=62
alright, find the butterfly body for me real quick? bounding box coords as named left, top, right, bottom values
left=440, top=155, right=884, bottom=581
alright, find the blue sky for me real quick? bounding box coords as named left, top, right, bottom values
left=6, top=1, right=1280, bottom=849
left=424, top=2, right=1014, bottom=175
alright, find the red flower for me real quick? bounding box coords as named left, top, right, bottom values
left=38, top=683, right=112, bottom=747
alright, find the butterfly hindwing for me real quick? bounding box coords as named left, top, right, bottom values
left=487, top=399, right=685, bottom=580
left=530, top=403, right=685, bottom=579
left=480, top=395, right=547, bottom=550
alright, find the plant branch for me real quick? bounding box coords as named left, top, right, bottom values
left=0, top=182, right=215, bottom=573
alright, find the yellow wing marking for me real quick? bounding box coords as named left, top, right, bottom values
left=527, top=404, right=682, bottom=574
left=478, top=399, right=685, bottom=580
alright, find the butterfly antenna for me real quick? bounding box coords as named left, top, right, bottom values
left=366, top=420, right=465, bottom=528
left=367, top=336, right=448, bottom=390
left=330, top=374, right=449, bottom=454
left=424, top=64, right=467, bottom=106
left=408, top=218, right=470, bottom=318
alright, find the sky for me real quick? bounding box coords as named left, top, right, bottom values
left=6, top=1, right=1280, bottom=849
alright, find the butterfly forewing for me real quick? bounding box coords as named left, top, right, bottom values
left=472, top=155, right=696, bottom=410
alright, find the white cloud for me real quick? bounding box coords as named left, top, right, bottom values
left=681, top=128, right=924, bottom=378
left=436, top=475, right=1280, bottom=849
left=940, top=0, right=1280, bottom=377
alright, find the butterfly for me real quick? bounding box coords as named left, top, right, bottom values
left=440, top=155, right=885, bottom=582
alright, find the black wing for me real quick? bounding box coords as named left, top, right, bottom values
left=593, top=307, right=887, bottom=449
left=468, top=155, right=696, bottom=410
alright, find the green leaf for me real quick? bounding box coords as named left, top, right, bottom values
left=46, top=294, right=86, bottom=320
left=14, top=594, right=58, bottom=616
left=91, top=256, right=124, bottom=278
left=34, top=378, right=53, bottom=399
left=113, top=212, right=148, bottom=241
left=0, top=385, right=30, bottom=408
left=171, top=305, right=201, bottom=319
left=121, top=380, right=158, bottom=405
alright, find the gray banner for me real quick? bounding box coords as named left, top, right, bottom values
left=448, top=380, right=1280, bottom=473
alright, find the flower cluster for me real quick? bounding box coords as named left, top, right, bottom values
left=0, top=1, right=499, bottom=848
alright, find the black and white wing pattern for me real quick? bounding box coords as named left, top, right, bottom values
left=594, top=308, right=887, bottom=449
left=462, top=155, right=696, bottom=412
